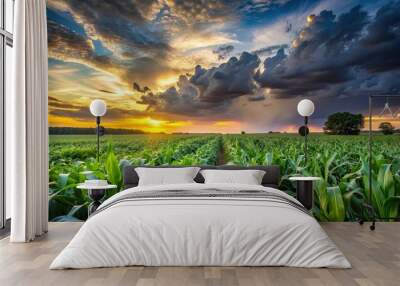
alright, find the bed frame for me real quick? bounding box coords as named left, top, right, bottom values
left=123, top=165, right=281, bottom=189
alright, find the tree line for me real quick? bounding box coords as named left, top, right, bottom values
left=323, top=112, right=399, bottom=135
left=49, top=127, right=146, bottom=135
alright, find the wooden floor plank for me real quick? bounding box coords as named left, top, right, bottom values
left=0, top=222, right=398, bottom=286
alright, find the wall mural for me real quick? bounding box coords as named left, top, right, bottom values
left=47, top=0, right=400, bottom=222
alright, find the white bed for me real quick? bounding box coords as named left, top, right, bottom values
left=50, top=183, right=351, bottom=269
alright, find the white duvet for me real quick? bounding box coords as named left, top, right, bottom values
left=50, top=183, right=351, bottom=269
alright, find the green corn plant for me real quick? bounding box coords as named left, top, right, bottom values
left=49, top=134, right=400, bottom=222
left=105, top=143, right=122, bottom=193
left=49, top=171, right=90, bottom=221
left=360, top=156, right=400, bottom=219
left=52, top=203, right=88, bottom=222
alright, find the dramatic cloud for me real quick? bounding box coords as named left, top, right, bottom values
left=133, top=82, right=150, bottom=93
left=47, top=18, right=181, bottom=90
left=354, top=1, right=400, bottom=73
left=213, top=45, right=235, bottom=60
left=255, top=3, right=400, bottom=98
left=252, top=44, right=288, bottom=56
left=47, top=1, right=197, bottom=92
left=240, top=0, right=291, bottom=14
left=47, top=0, right=400, bottom=132
left=136, top=2, right=400, bottom=117
left=47, top=20, right=113, bottom=71
left=138, top=51, right=262, bottom=115
left=138, top=75, right=208, bottom=116
left=48, top=0, right=169, bottom=59
left=190, top=52, right=261, bottom=102
left=49, top=97, right=146, bottom=121
left=167, top=0, right=239, bottom=24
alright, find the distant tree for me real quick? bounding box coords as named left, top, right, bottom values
left=379, top=122, right=395, bottom=135
left=241, top=131, right=246, bottom=134
left=323, top=112, right=364, bottom=135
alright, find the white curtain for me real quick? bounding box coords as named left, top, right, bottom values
left=8, top=0, right=49, bottom=242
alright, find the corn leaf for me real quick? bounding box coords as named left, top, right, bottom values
left=326, top=186, right=345, bottom=221
left=105, top=143, right=122, bottom=189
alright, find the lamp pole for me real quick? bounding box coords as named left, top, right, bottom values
left=304, top=115, right=308, bottom=165
left=297, top=99, right=315, bottom=170
left=90, top=100, right=107, bottom=162
left=96, top=116, right=100, bottom=161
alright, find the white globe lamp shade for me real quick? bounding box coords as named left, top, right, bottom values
left=90, top=99, right=107, bottom=117
left=297, top=99, right=315, bottom=117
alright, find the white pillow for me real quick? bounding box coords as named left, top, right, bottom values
left=135, top=167, right=200, bottom=186
left=200, top=169, right=266, bottom=185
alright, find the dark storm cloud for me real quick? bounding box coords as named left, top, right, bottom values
left=47, top=20, right=93, bottom=59
left=213, top=45, right=234, bottom=60
left=48, top=0, right=169, bottom=58
left=352, top=1, right=400, bottom=73
left=47, top=1, right=182, bottom=90
left=138, top=52, right=262, bottom=115
left=137, top=1, right=400, bottom=118
left=252, top=44, right=288, bottom=56
left=49, top=0, right=400, bottom=123
left=292, top=7, right=368, bottom=60
left=133, top=82, right=150, bottom=93
left=47, top=20, right=113, bottom=70
left=47, top=18, right=178, bottom=89
left=255, top=3, right=400, bottom=98
left=137, top=75, right=212, bottom=116
left=190, top=52, right=261, bottom=102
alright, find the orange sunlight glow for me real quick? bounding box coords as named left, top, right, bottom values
left=106, top=117, right=191, bottom=133
left=214, top=120, right=239, bottom=127
left=365, top=116, right=400, bottom=130
left=50, top=115, right=93, bottom=128
left=307, top=14, right=315, bottom=24
left=156, top=75, right=180, bottom=89
left=170, top=120, right=248, bottom=134
left=49, top=114, right=192, bottom=134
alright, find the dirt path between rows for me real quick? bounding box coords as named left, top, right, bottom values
left=217, top=141, right=226, bottom=165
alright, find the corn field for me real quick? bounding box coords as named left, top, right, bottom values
left=49, top=134, right=400, bottom=222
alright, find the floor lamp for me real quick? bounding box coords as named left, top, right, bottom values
left=366, top=95, right=400, bottom=231
left=90, top=100, right=107, bottom=161
left=297, top=99, right=315, bottom=165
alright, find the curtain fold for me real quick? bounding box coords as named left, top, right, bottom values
left=9, top=0, right=48, bottom=242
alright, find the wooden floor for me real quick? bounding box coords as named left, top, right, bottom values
left=0, top=222, right=399, bottom=286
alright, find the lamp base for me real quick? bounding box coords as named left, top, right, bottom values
left=296, top=180, right=313, bottom=210
left=88, top=188, right=106, bottom=216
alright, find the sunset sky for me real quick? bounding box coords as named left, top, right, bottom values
left=47, top=0, right=400, bottom=133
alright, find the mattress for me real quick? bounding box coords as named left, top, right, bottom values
left=50, top=183, right=351, bottom=269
